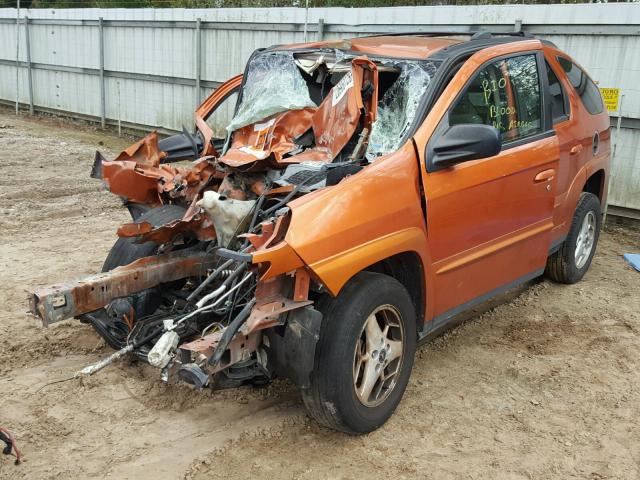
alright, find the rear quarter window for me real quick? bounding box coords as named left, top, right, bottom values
left=557, top=57, right=604, bottom=115
left=545, top=61, right=569, bottom=124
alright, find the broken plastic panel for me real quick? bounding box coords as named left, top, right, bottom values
left=226, top=52, right=317, bottom=133
left=271, top=163, right=328, bottom=192
left=366, top=62, right=439, bottom=160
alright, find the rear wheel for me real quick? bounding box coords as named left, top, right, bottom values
left=546, top=192, right=601, bottom=284
left=301, top=272, right=416, bottom=434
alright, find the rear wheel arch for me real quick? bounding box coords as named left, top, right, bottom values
left=546, top=191, right=601, bottom=284
left=583, top=168, right=606, bottom=205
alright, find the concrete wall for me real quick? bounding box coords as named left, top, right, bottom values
left=0, top=4, right=638, bottom=213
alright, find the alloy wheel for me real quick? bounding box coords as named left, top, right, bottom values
left=353, top=305, right=405, bottom=407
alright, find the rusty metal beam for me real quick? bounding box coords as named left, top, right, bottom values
left=29, top=250, right=217, bottom=326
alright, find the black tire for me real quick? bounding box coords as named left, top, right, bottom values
left=546, top=192, right=601, bottom=284
left=301, top=272, right=416, bottom=434
left=102, top=204, right=187, bottom=272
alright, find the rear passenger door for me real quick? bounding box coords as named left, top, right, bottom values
left=544, top=57, right=579, bottom=244
left=545, top=54, right=608, bottom=243
left=423, top=51, right=560, bottom=322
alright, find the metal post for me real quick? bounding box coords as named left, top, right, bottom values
left=25, top=15, right=33, bottom=115
left=15, top=0, right=20, bottom=115
left=117, top=80, right=122, bottom=137
left=303, top=0, right=309, bottom=42
left=317, top=18, right=325, bottom=41
left=514, top=19, right=522, bottom=33
left=99, top=17, right=105, bottom=129
left=603, top=93, right=624, bottom=225
left=195, top=18, right=202, bottom=108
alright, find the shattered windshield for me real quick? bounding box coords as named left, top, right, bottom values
left=366, top=61, right=439, bottom=159
left=226, top=51, right=317, bottom=133
left=225, top=50, right=440, bottom=163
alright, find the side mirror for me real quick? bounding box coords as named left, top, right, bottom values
left=430, top=124, right=501, bottom=169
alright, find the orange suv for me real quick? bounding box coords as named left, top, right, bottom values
left=30, top=32, right=610, bottom=434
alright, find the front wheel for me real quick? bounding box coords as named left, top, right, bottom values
left=546, top=192, right=602, bottom=284
left=301, top=272, right=416, bottom=434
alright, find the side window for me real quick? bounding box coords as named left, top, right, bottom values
left=556, top=57, right=604, bottom=115
left=546, top=61, right=569, bottom=124
left=450, top=54, right=542, bottom=143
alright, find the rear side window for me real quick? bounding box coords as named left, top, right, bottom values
left=556, top=57, right=604, bottom=115
left=546, top=61, right=569, bottom=124
left=450, top=54, right=542, bottom=143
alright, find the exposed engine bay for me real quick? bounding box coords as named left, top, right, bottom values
left=28, top=48, right=438, bottom=390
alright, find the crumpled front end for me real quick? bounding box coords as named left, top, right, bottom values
left=28, top=47, right=438, bottom=390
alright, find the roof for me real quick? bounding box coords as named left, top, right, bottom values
left=282, top=33, right=540, bottom=60
left=286, top=35, right=464, bottom=60
left=342, top=36, right=463, bottom=59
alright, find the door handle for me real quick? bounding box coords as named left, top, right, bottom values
left=534, top=169, right=556, bottom=182
left=570, top=144, right=583, bottom=156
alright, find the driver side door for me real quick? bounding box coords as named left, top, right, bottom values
left=423, top=50, right=559, bottom=325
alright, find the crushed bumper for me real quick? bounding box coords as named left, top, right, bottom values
left=29, top=249, right=216, bottom=326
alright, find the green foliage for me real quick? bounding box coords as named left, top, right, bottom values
left=0, top=0, right=630, bottom=9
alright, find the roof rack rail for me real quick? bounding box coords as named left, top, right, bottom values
left=361, top=30, right=535, bottom=40
left=471, top=30, right=492, bottom=40
left=359, top=31, right=471, bottom=38
left=472, top=29, right=535, bottom=39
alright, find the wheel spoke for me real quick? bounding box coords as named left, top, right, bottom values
left=381, top=369, right=398, bottom=390
left=372, top=373, right=385, bottom=401
left=353, top=353, right=364, bottom=382
left=386, top=339, right=403, bottom=363
left=575, top=211, right=597, bottom=269
left=581, top=215, right=590, bottom=235
left=382, top=323, right=389, bottom=339
left=365, top=314, right=383, bottom=349
left=357, top=358, right=379, bottom=402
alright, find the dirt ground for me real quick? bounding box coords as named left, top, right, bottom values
left=0, top=108, right=639, bottom=480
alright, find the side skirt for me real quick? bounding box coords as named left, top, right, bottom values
left=417, top=268, right=545, bottom=344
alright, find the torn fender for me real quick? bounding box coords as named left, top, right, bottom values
left=114, top=131, right=167, bottom=167
left=93, top=148, right=221, bottom=208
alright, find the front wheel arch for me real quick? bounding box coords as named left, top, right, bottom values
left=301, top=271, right=417, bottom=434
left=363, top=251, right=426, bottom=333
